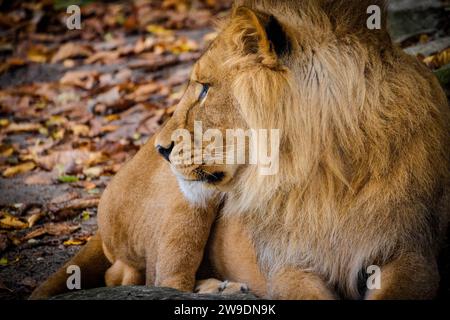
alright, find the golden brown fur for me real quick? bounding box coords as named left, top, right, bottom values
left=32, top=0, right=449, bottom=300
left=31, top=137, right=220, bottom=299
left=158, top=0, right=450, bottom=299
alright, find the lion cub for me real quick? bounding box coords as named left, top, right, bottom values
left=30, top=136, right=221, bottom=299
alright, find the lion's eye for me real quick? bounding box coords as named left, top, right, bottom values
left=198, top=83, right=209, bottom=102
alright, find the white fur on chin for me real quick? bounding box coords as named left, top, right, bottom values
left=176, top=177, right=217, bottom=208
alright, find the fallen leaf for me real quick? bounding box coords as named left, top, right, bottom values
left=48, top=198, right=100, bottom=213
left=146, top=24, right=173, bottom=36
left=36, top=150, right=103, bottom=172
left=3, top=162, right=36, bottom=177
left=63, top=59, right=76, bottom=68
left=127, top=82, right=160, bottom=102
left=27, top=211, right=44, bottom=228
left=51, top=43, right=93, bottom=63
left=58, top=175, right=79, bottom=183
left=63, top=239, right=85, bottom=246
left=60, top=70, right=98, bottom=90
left=27, top=48, right=48, bottom=63
left=4, top=122, right=42, bottom=133
left=94, top=86, right=121, bottom=106
left=81, top=211, right=90, bottom=221
left=83, top=166, right=103, bottom=178
left=0, top=146, right=14, bottom=157
left=50, top=192, right=78, bottom=204
left=423, top=48, right=450, bottom=69
left=45, top=223, right=80, bottom=236
left=82, top=181, right=97, bottom=190
left=71, top=124, right=90, bottom=137
left=0, top=213, right=28, bottom=230
left=22, top=223, right=80, bottom=241
left=0, top=257, right=8, bottom=266
left=21, top=228, right=46, bottom=241
left=84, top=50, right=120, bottom=64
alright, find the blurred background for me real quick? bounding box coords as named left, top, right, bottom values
left=0, top=0, right=449, bottom=300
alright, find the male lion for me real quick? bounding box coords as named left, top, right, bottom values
left=32, top=0, right=449, bottom=300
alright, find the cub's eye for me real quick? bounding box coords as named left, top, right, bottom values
left=197, top=83, right=210, bottom=102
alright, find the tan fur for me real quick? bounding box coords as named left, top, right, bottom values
left=31, top=137, right=220, bottom=299
left=33, top=0, right=449, bottom=300
left=157, top=0, right=450, bottom=299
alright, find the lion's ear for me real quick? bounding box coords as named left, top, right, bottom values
left=230, top=6, right=291, bottom=66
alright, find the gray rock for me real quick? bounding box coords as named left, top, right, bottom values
left=51, top=286, right=258, bottom=300
left=387, top=0, right=449, bottom=43
left=404, top=37, right=450, bottom=56
left=388, top=0, right=444, bottom=12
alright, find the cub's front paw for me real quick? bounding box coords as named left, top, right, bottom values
left=195, top=278, right=249, bottom=295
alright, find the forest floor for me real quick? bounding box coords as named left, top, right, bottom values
left=0, top=0, right=449, bottom=300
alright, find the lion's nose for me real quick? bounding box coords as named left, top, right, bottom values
left=156, top=142, right=174, bottom=162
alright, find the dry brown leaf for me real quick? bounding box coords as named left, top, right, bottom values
left=146, top=24, right=173, bottom=36
left=50, top=192, right=79, bottom=205
left=0, top=213, right=29, bottom=230
left=27, top=49, right=48, bottom=63
left=423, top=48, right=450, bottom=69
left=0, top=146, right=14, bottom=157
left=71, top=124, right=90, bottom=137
left=82, top=181, right=97, bottom=190
left=51, top=43, right=93, bottom=63
left=45, top=223, right=80, bottom=236
left=85, top=50, right=120, bottom=64
left=36, top=150, right=104, bottom=172
left=133, top=37, right=155, bottom=54
left=128, top=83, right=160, bottom=102
left=48, top=198, right=100, bottom=213
left=4, top=122, right=42, bottom=133
left=95, top=86, right=121, bottom=106
left=100, top=124, right=119, bottom=133
left=21, top=228, right=47, bottom=241
left=22, top=223, right=80, bottom=241
left=83, top=166, right=103, bottom=178
left=60, top=70, right=98, bottom=90
left=26, top=211, right=44, bottom=228
left=3, top=162, right=36, bottom=177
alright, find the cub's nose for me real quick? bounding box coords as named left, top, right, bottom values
left=156, top=142, right=174, bottom=162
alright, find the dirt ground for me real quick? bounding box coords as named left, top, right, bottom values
left=0, top=0, right=449, bottom=300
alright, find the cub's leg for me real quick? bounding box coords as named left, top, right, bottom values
left=195, top=279, right=249, bottom=294
left=268, top=267, right=336, bottom=300
left=105, top=260, right=144, bottom=286
left=150, top=203, right=217, bottom=292
left=365, top=252, right=439, bottom=300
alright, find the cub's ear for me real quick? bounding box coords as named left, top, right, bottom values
left=229, top=6, right=291, bottom=67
